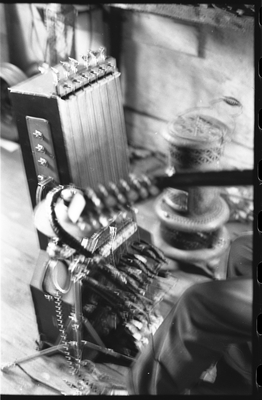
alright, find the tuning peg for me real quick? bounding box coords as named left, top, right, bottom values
left=46, top=238, right=63, bottom=258
left=68, top=57, right=78, bottom=65
left=129, top=174, right=149, bottom=200
left=60, top=61, right=71, bottom=78
left=96, top=184, right=118, bottom=209
left=106, top=61, right=115, bottom=72
left=51, top=67, right=60, bottom=85
left=98, top=214, right=110, bottom=227
left=85, top=187, right=103, bottom=210
left=81, top=54, right=89, bottom=68
left=108, top=182, right=127, bottom=205
left=139, top=174, right=160, bottom=197
left=68, top=57, right=79, bottom=74
left=97, top=46, right=106, bottom=62
left=87, top=213, right=102, bottom=231
left=77, top=215, right=97, bottom=236
left=119, top=179, right=139, bottom=203
left=88, top=50, right=97, bottom=67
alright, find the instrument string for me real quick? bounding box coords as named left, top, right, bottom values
left=64, top=96, right=82, bottom=185
left=69, top=91, right=87, bottom=188
left=106, top=80, right=118, bottom=189
left=55, top=53, right=174, bottom=381
left=91, top=80, right=109, bottom=186
left=93, top=79, right=109, bottom=184
left=98, top=76, right=115, bottom=185
left=109, top=74, right=123, bottom=185
left=79, top=86, right=94, bottom=188
left=80, top=88, right=94, bottom=187
left=112, top=73, right=126, bottom=184
left=114, top=71, right=130, bottom=180
left=84, top=84, right=98, bottom=189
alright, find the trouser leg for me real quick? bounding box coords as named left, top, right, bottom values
left=127, top=277, right=252, bottom=394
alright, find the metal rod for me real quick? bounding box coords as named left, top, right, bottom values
left=82, top=317, right=106, bottom=348
left=1, top=338, right=134, bottom=373
left=81, top=341, right=135, bottom=362
left=1, top=344, right=66, bottom=371
left=154, top=169, right=253, bottom=188
left=73, top=278, right=83, bottom=363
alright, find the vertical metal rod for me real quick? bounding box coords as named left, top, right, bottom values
left=1, top=344, right=67, bottom=371
left=72, top=278, right=83, bottom=366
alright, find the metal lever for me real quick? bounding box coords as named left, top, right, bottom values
left=35, top=176, right=57, bottom=205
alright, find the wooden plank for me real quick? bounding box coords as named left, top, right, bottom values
left=121, top=11, right=200, bottom=56
left=1, top=213, right=39, bottom=257
left=0, top=242, right=38, bottom=285
left=120, top=40, right=253, bottom=142
left=110, top=4, right=254, bottom=32
left=125, top=108, right=168, bottom=152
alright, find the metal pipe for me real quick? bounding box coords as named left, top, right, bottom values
left=154, top=169, right=253, bottom=189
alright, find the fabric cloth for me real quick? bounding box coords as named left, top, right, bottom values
left=127, top=231, right=253, bottom=395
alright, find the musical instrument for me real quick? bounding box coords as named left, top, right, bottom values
left=9, top=48, right=130, bottom=249
left=31, top=182, right=166, bottom=369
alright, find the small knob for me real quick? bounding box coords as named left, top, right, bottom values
left=37, top=157, right=48, bottom=166
left=97, top=47, right=106, bottom=62
left=88, top=50, right=97, bottom=67
left=37, top=175, right=45, bottom=181
left=68, top=57, right=79, bottom=74
left=33, top=130, right=43, bottom=139
left=35, top=144, right=45, bottom=153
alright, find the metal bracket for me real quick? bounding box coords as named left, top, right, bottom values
left=26, top=116, right=60, bottom=183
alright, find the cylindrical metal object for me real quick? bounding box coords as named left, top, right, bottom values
left=164, top=113, right=228, bottom=216
left=154, top=99, right=242, bottom=273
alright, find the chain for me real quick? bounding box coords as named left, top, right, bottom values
left=53, top=283, right=113, bottom=395
left=53, top=291, right=79, bottom=376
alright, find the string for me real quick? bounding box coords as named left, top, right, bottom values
left=100, top=75, right=116, bottom=187
left=50, top=181, right=177, bottom=390
left=89, top=79, right=106, bottom=187
left=83, top=84, right=98, bottom=189
left=95, top=74, right=113, bottom=185
left=68, top=90, right=87, bottom=188
left=75, top=88, right=91, bottom=188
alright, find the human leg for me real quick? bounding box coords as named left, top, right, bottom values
left=127, top=277, right=252, bottom=394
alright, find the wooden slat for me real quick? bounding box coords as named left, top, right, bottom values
left=118, top=11, right=254, bottom=172
left=110, top=4, right=254, bottom=32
